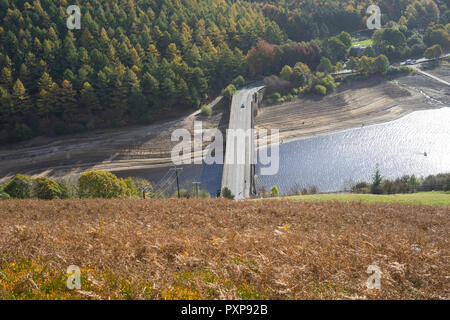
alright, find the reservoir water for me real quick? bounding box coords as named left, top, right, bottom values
left=116, top=107, right=450, bottom=196
left=257, top=107, right=450, bottom=194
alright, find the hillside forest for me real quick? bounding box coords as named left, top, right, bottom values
left=0, top=0, right=448, bottom=143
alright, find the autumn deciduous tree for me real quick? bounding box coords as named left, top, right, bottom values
left=317, top=57, right=333, bottom=74
left=291, top=62, right=311, bottom=87
left=34, top=176, right=68, bottom=200
left=270, top=185, right=279, bottom=197
left=327, top=37, right=348, bottom=63
left=280, top=65, right=293, bottom=81
left=246, top=40, right=276, bottom=77
left=78, top=170, right=135, bottom=199
left=4, top=174, right=34, bottom=199
left=428, top=28, right=450, bottom=49
left=221, top=84, right=236, bottom=101
left=424, top=44, right=443, bottom=59
left=374, top=55, right=390, bottom=74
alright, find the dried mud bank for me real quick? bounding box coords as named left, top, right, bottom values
left=255, top=68, right=450, bottom=145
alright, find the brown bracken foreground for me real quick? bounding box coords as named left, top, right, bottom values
left=0, top=198, right=448, bottom=300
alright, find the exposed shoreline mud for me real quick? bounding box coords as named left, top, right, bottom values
left=0, top=65, right=449, bottom=182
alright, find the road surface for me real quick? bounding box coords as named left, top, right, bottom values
left=221, top=83, right=264, bottom=200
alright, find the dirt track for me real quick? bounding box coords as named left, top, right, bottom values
left=0, top=64, right=449, bottom=182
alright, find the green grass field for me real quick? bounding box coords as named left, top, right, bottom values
left=351, top=39, right=373, bottom=46
left=282, top=192, right=450, bottom=206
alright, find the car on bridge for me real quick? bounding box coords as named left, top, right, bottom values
left=241, top=104, right=245, bottom=109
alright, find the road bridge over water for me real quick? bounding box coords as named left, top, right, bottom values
left=221, top=83, right=264, bottom=200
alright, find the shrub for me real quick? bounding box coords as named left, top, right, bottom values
left=200, top=105, right=212, bottom=117
left=424, top=44, right=443, bottom=60
left=374, top=54, right=390, bottom=74
left=270, top=185, right=279, bottom=197
left=179, top=187, right=210, bottom=199
left=387, top=66, right=414, bottom=76
left=381, top=179, right=395, bottom=194
left=421, top=173, right=450, bottom=191
left=308, top=186, right=318, bottom=194
left=318, top=75, right=336, bottom=91
left=0, top=192, right=10, bottom=200
left=286, top=184, right=302, bottom=196
left=4, top=174, right=34, bottom=198
left=444, top=177, right=450, bottom=192
left=34, top=177, right=68, bottom=200
left=363, top=46, right=376, bottom=57
left=197, top=189, right=210, bottom=198
left=58, top=176, right=79, bottom=198
left=0, top=183, right=10, bottom=200
left=407, top=174, right=421, bottom=193
left=352, top=182, right=370, bottom=193
left=78, top=170, right=132, bottom=199
left=221, top=187, right=234, bottom=200
left=231, top=75, right=245, bottom=89
left=280, top=65, right=294, bottom=81
left=410, top=43, right=426, bottom=57
left=270, top=92, right=281, bottom=100
left=123, top=177, right=138, bottom=197
left=221, top=84, right=236, bottom=101
left=299, top=86, right=310, bottom=95
left=314, top=84, right=327, bottom=96
left=131, top=177, right=153, bottom=198
left=316, top=57, right=333, bottom=74
left=258, top=186, right=269, bottom=198
left=57, top=182, right=70, bottom=199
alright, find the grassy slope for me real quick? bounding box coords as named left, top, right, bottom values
left=0, top=199, right=449, bottom=300
left=282, top=192, right=450, bottom=206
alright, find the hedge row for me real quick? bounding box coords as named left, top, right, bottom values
left=1, top=171, right=152, bottom=200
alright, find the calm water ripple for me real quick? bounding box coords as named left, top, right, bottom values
left=256, top=107, right=450, bottom=194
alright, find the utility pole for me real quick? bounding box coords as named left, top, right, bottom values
left=142, top=184, right=152, bottom=199
left=192, top=182, right=201, bottom=197
left=170, top=167, right=183, bottom=198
